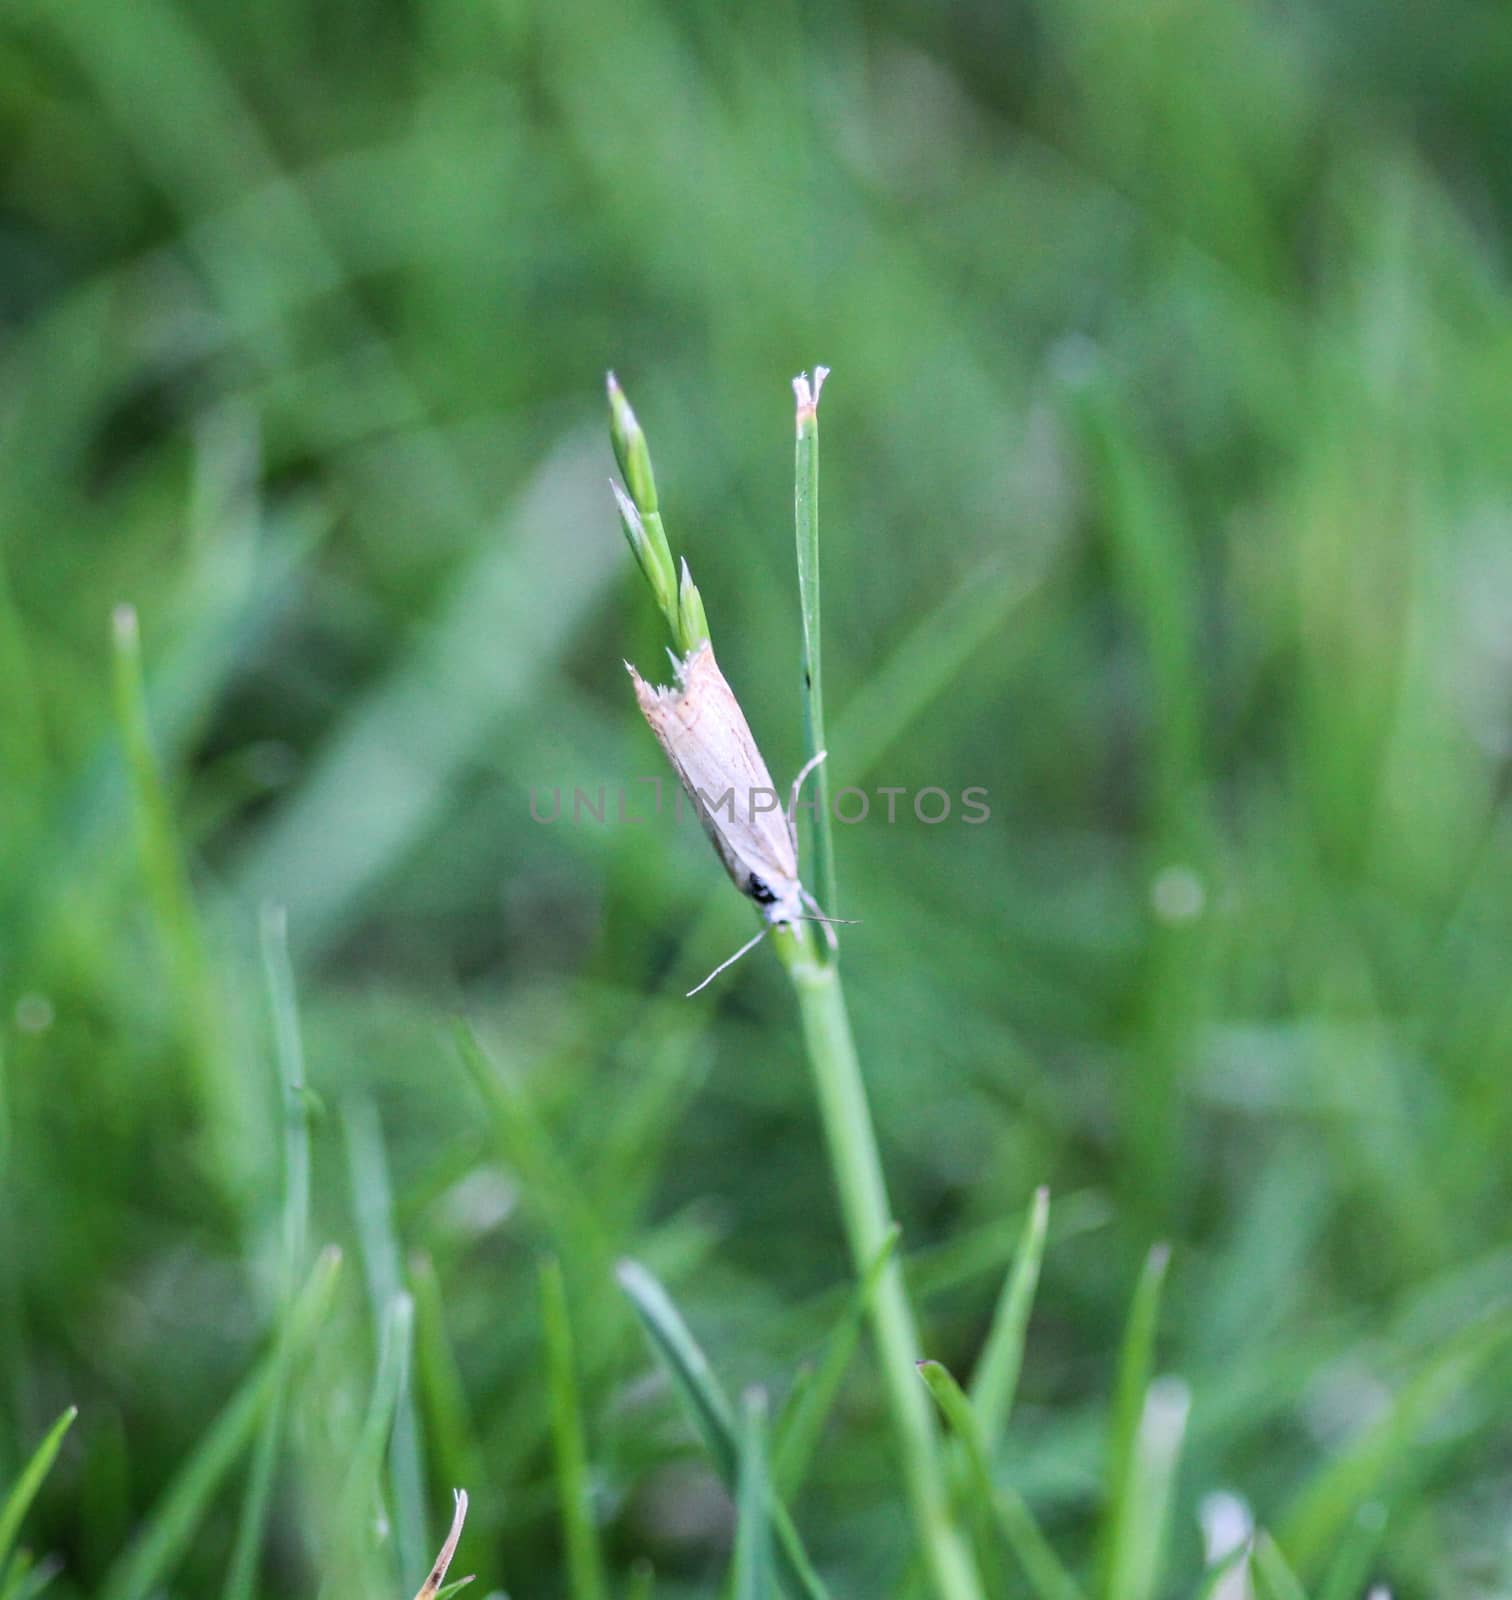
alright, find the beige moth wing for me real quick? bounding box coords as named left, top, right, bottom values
left=627, top=640, right=804, bottom=923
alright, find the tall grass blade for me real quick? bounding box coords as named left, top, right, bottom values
left=1276, top=1310, right=1512, bottom=1573
left=916, top=1360, right=1085, bottom=1600
left=224, top=904, right=313, bottom=1600
left=970, top=1186, right=1050, bottom=1449
left=1, top=1554, right=63, bottom=1600
left=410, top=1252, right=486, bottom=1517
left=110, top=603, right=243, bottom=1191
left=733, top=1390, right=775, bottom=1600
left=1097, top=1243, right=1171, bottom=1598
left=455, top=1022, right=610, bottom=1267
left=1315, top=1503, right=1386, bottom=1600
left=793, top=368, right=835, bottom=924
left=1192, top=1540, right=1252, bottom=1600
left=542, top=1258, right=608, bottom=1600
left=100, top=1248, right=342, bottom=1600
left=1102, top=1377, right=1191, bottom=1600
left=343, top=1098, right=429, bottom=1589
left=0, top=1407, right=77, bottom=1586
left=616, top=1260, right=831, bottom=1600
left=1251, top=1533, right=1309, bottom=1600
left=331, top=1291, right=415, bottom=1595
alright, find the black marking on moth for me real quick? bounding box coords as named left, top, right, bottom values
left=747, top=874, right=779, bottom=906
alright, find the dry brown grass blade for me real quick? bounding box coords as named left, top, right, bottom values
left=412, top=1488, right=471, bottom=1600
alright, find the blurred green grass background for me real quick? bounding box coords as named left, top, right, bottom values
left=4, top=0, right=1512, bottom=1594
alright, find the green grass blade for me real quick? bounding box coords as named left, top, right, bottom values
left=616, top=1261, right=831, bottom=1600
left=733, top=1390, right=775, bottom=1600
left=409, top=1252, right=486, bottom=1518
left=626, top=1558, right=656, bottom=1600
left=542, top=1257, right=608, bottom=1600
left=616, top=1261, right=737, bottom=1477
left=1192, top=1539, right=1251, bottom=1600
left=917, top=1360, right=1085, bottom=1600
left=772, top=1224, right=899, bottom=1498
left=110, top=603, right=244, bottom=1191
left=1251, top=1533, right=1310, bottom=1600
left=1098, top=1243, right=1171, bottom=1598
left=832, top=559, right=1048, bottom=786
left=793, top=367, right=835, bottom=925
left=1276, top=1310, right=1512, bottom=1573
left=343, top=1098, right=429, bottom=1590
left=970, top=1186, right=1050, bottom=1449
left=1314, top=1503, right=1386, bottom=1600
left=1, top=1552, right=63, bottom=1600
left=0, top=1407, right=77, bottom=1585
left=1102, top=1377, right=1191, bottom=1600
left=332, top=1291, right=415, bottom=1594
left=455, top=1021, right=611, bottom=1267
left=224, top=904, right=313, bottom=1600
left=100, top=1248, right=342, bottom=1600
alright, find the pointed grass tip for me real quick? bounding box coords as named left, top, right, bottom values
left=413, top=1487, right=472, bottom=1600
left=606, top=370, right=659, bottom=512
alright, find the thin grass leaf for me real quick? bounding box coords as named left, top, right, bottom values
left=1276, top=1310, right=1512, bottom=1572
left=1103, top=1377, right=1191, bottom=1600
left=542, top=1258, right=608, bottom=1600
left=414, top=1488, right=472, bottom=1600
left=773, top=1223, right=899, bottom=1498
left=1251, top=1534, right=1309, bottom=1600
left=0, top=1407, right=77, bottom=1587
left=343, top=1100, right=429, bottom=1590
left=733, top=1391, right=775, bottom=1600
left=616, top=1262, right=736, bottom=1475
left=1192, top=1540, right=1252, bottom=1600
left=971, top=1186, right=1050, bottom=1449
left=455, top=1022, right=611, bottom=1268
left=327, top=1290, right=415, bottom=1598
left=110, top=603, right=243, bottom=1188
left=224, top=904, right=313, bottom=1600
left=916, top=1360, right=1085, bottom=1600
left=1098, top=1243, right=1171, bottom=1599
left=616, top=1261, right=831, bottom=1600
left=409, top=1253, right=486, bottom=1515
left=1315, top=1503, right=1386, bottom=1600
left=792, top=367, right=834, bottom=924
left=590, top=1012, right=705, bottom=1232
left=100, top=1248, right=342, bottom=1600
left=1, top=1552, right=63, bottom=1600
left=833, top=559, right=1051, bottom=786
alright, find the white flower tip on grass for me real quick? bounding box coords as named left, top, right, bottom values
left=793, top=366, right=830, bottom=431
left=1199, top=1490, right=1254, bottom=1563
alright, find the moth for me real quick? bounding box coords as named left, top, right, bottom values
left=628, top=639, right=845, bottom=993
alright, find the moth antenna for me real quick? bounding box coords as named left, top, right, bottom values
left=788, top=748, right=829, bottom=827
left=799, top=888, right=855, bottom=952
left=686, top=924, right=771, bottom=997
